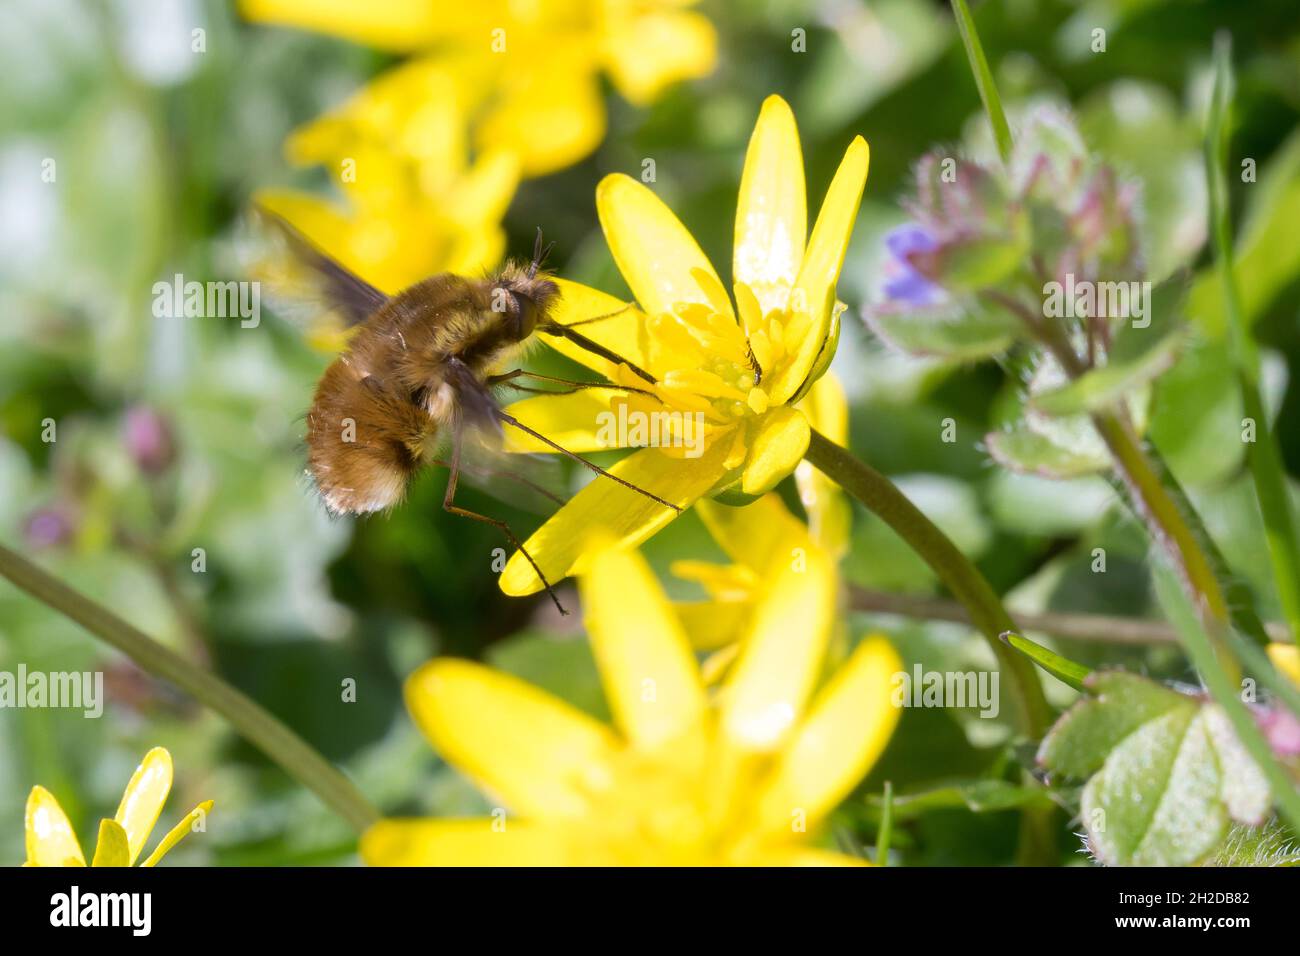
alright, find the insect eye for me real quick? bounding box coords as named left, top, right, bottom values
left=516, top=296, right=539, bottom=339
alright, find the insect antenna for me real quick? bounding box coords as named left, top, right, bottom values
left=494, top=409, right=683, bottom=513
left=441, top=420, right=570, bottom=615
left=528, top=227, right=557, bottom=280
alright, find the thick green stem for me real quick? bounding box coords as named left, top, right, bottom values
left=0, top=543, right=380, bottom=833
left=804, top=430, right=1057, bottom=864
left=804, top=430, right=1051, bottom=736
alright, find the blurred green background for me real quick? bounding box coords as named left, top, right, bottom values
left=2, top=0, right=1299, bottom=865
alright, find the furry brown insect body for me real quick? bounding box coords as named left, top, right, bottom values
left=306, top=264, right=558, bottom=514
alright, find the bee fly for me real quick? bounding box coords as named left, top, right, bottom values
left=259, top=211, right=677, bottom=614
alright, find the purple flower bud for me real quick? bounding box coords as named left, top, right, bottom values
left=123, top=405, right=176, bottom=475
left=1256, top=704, right=1300, bottom=758
left=880, top=224, right=945, bottom=307
left=23, top=507, right=74, bottom=549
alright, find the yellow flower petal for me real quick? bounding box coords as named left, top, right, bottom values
left=674, top=599, right=754, bottom=652
left=579, top=545, right=706, bottom=751
left=699, top=641, right=743, bottom=686
left=752, top=636, right=902, bottom=835
left=746, top=846, right=871, bottom=867
left=695, top=494, right=809, bottom=575
left=740, top=406, right=811, bottom=495
left=1268, top=643, right=1300, bottom=687
left=734, top=96, right=806, bottom=317
left=114, top=747, right=173, bottom=866
left=361, top=818, right=573, bottom=866
left=141, top=801, right=214, bottom=868
left=499, top=441, right=735, bottom=595
left=405, top=659, right=619, bottom=820
left=597, top=173, right=732, bottom=321
left=501, top=391, right=617, bottom=454
left=603, top=10, right=717, bottom=105
left=795, top=373, right=852, bottom=555
left=769, top=136, right=869, bottom=404
left=25, top=786, right=85, bottom=867
left=90, top=819, right=131, bottom=868
left=720, top=544, right=837, bottom=752
left=238, top=0, right=444, bottom=51
left=478, top=63, right=606, bottom=178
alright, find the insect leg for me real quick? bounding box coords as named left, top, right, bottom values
left=494, top=409, right=682, bottom=513
left=487, top=368, right=657, bottom=399
left=537, top=322, right=658, bottom=385
left=441, top=420, right=569, bottom=615
left=431, top=456, right=565, bottom=507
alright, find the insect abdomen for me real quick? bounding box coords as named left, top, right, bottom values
left=306, top=357, right=433, bottom=514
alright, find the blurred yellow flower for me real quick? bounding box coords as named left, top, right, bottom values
left=257, top=59, right=519, bottom=300
left=1269, top=643, right=1300, bottom=687
left=498, top=95, right=868, bottom=596
left=24, top=748, right=212, bottom=867
left=362, top=543, right=901, bottom=866
left=241, top=0, right=717, bottom=177
left=670, top=493, right=840, bottom=680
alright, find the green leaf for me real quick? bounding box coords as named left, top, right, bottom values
left=1030, top=279, right=1189, bottom=418
left=985, top=423, right=1110, bottom=479
left=999, top=631, right=1092, bottom=692
left=864, top=299, right=1019, bottom=361
left=863, top=779, right=1054, bottom=822
left=1188, top=124, right=1300, bottom=338
left=1039, top=671, right=1270, bottom=866
left=1204, top=819, right=1300, bottom=867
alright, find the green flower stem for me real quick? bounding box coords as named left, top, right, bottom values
left=875, top=781, right=894, bottom=866
left=805, top=430, right=1051, bottom=736
left=850, top=586, right=1291, bottom=645
left=805, top=431, right=1057, bottom=865
left=0, top=542, right=380, bottom=833
left=1089, top=413, right=1232, bottom=627
left=1208, top=37, right=1300, bottom=644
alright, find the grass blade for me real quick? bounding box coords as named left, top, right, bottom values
left=950, top=0, right=1013, bottom=164
left=1207, top=34, right=1300, bottom=644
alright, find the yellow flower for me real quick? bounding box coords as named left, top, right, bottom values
left=24, top=748, right=213, bottom=867
left=498, top=95, right=868, bottom=596
left=671, top=493, right=831, bottom=674
left=362, top=543, right=902, bottom=866
left=257, top=58, right=519, bottom=318
left=1269, top=643, right=1300, bottom=688
left=241, top=0, right=717, bottom=177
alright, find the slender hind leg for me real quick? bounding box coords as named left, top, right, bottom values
left=442, top=418, right=568, bottom=615
left=495, top=409, right=681, bottom=513
left=431, top=455, right=565, bottom=507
